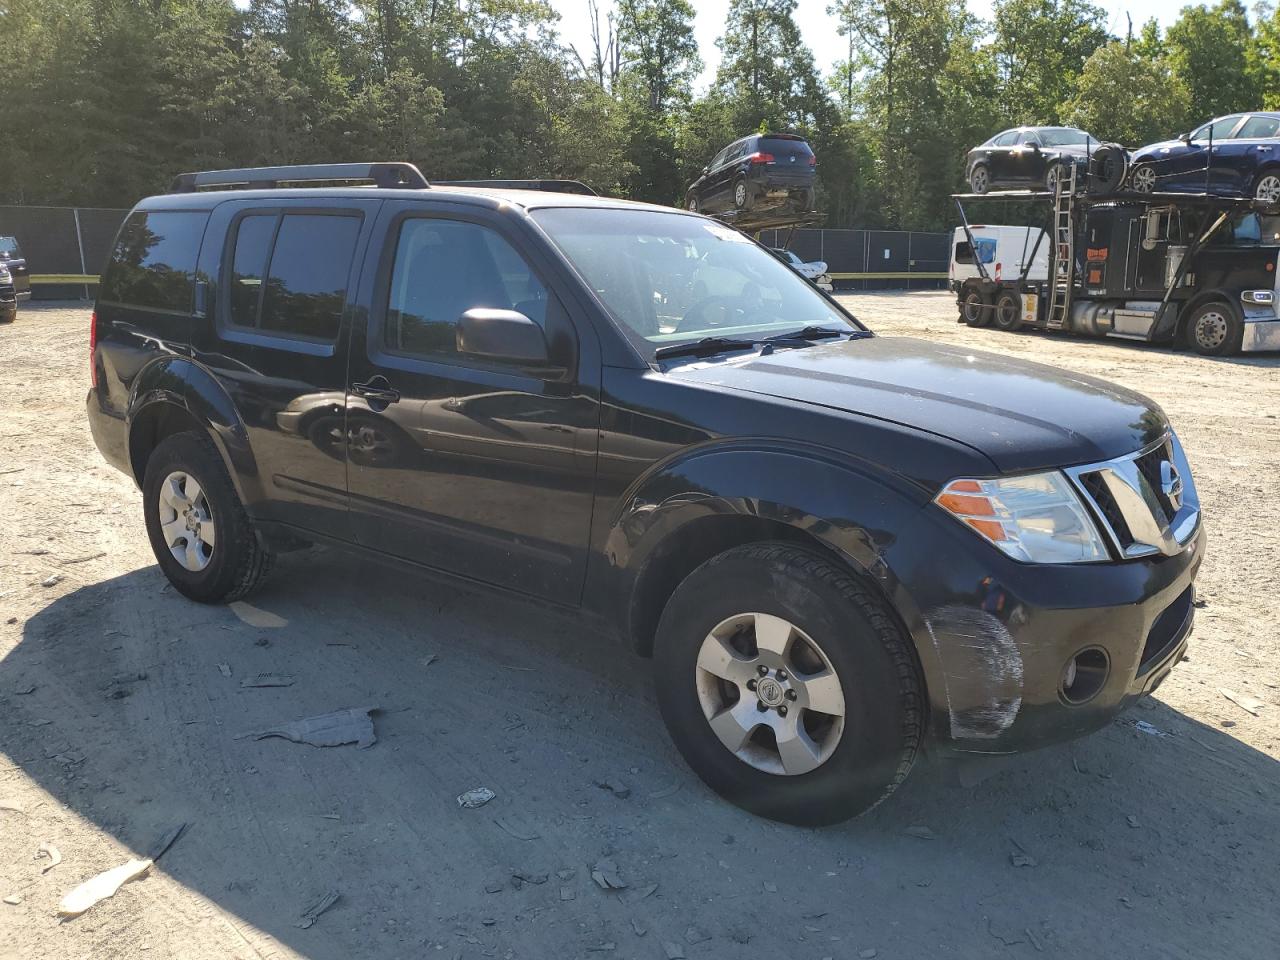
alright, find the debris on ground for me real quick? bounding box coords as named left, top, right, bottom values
left=238, top=706, right=378, bottom=749
left=229, top=601, right=288, bottom=629
left=61, top=552, right=106, bottom=565
left=217, top=663, right=232, bottom=678
left=240, top=673, right=296, bottom=688
left=1220, top=688, right=1264, bottom=716
left=1126, top=815, right=1141, bottom=828
left=41, top=574, right=63, bottom=588
left=590, top=859, right=626, bottom=891
left=58, top=859, right=153, bottom=918
left=904, top=824, right=936, bottom=840
left=295, top=890, right=340, bottom=929
left=860, top=950, right=879, bottom=958
left=37, top=842, right=62, bottom=873
left=456, top=787, right=495, bottom=809
left=3, top=895, right=21, bottom=906
left=684, top=926, right=711, bottom=945
left=559, top=885, right=575, bottom=901
left=484, top=880, right=504, bottom=893
left=662, top=942, right=686, bottom=960
left=624, top=882, right=658, bottom=902
left=14, top=683, right=36, bottom=695
left=511, top=870, right=548, bottom=887
left=1132, top=719, right=1168, bottom=737
left=587, top=941, right=616, bottom=952
left=420, top=654, right=439, bottom=667
left=631, top=918, right=647, bottom=937
left=1010, top=852, right=1037, bottom=868
left=493, top=816, right=539, bottom=840
left=594, top=778, right=631, bottom=799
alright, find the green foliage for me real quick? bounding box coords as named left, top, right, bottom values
left=1, top=0, right=1278, bottom=229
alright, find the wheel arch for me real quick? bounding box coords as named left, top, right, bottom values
left=126, top=357, right=263, bottom=508
left=1174, top=289, right=1241, bottom=345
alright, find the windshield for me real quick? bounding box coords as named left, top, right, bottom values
left=532, top=208, right=855, bottom=357
left=1038, top=128, right=1089, bottom=147
left=0, top=236, right=19, bottom=258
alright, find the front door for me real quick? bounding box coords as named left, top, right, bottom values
left=345, top=202, right=600, bottom=604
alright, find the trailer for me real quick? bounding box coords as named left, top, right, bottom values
left=949, top=167, right=1280, bottom=355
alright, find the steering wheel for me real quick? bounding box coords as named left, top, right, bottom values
left=677, top=295, right=749, bottom=331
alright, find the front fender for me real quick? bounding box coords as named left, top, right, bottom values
left=127, top=356, right=264, bottom=508
left=603, top=440, right=939, bottom=666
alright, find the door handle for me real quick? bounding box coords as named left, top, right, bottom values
left=351, top=376, right=401, bottom=407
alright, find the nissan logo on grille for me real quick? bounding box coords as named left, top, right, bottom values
left=1161, top=460, right=1184, bottom=511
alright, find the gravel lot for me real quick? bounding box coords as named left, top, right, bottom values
left=1, top=295, right=1277, bottom=960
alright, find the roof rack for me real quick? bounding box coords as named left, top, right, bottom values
left=170, top=162, right=429, bottom=193
left=433, top=179, right=598, bottom=196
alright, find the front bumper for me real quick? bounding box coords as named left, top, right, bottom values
left=1241, top=316, right=1280, bottom=352
left=893, top=506, right=1204, bottom=756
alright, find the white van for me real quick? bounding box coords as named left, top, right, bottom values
left=949, top=225, right=1050, bottom=284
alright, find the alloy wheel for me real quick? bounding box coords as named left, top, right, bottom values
left=1255, top=174, right=1280, bottom=203
left=694, top=612, right=846, bottom=776
left=970, top=167, right=988, bottom=193
left=1193, top=309, right=1229, bottom=352
left=1130, top=165, right=1156, bottom=193
left=734, top=182, right=748, bottom=207
left=157, top=470, right=215, bottom=572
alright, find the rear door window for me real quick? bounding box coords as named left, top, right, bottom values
left=223, top=211, right=361, bottom=342
left=1236, top=116, right=1280, bottom=139
left=100, top=210, right=208, bottom=313
left=992, top=131, right=1019, bottom=147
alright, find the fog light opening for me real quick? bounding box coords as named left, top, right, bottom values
left=1061, top=647, right=1109, bottom=705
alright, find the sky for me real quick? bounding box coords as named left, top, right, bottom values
left=549, top=0, right=1193, bottom=90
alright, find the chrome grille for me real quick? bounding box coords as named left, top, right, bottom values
left=1065, top=432, right=1200, bottom=559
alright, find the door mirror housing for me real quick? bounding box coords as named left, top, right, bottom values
left=701, top=166, right=710, bottom=175
left=1180, top=131, right=1193, bottom=144
left=456, top=308, right=551, bottom=365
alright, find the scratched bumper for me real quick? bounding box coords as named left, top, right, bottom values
left=892, top=512, right=1204, bottom=755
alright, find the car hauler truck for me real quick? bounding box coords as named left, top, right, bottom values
left=950, top=166, right=1280, bottom=356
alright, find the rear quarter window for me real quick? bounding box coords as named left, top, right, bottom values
left=100, top=210, right=208, bottom=313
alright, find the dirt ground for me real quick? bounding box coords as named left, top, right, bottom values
left=1, top=295, right=1277, bottom=960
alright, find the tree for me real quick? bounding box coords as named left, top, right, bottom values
left=616, top=0, right=700, bottom=111
left=989, top=0, right=1109, bottom=124
left=1165, top=1, right=1262, bottom=121
left=713, top=0, right=826, bottom=129
left=1061, top=42, right=1193, bottom=147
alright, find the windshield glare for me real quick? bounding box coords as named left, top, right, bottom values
left=532, top=208, right=853, bottom=356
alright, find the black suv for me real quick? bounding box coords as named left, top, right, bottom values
left=0, top=235, right=30, bottom=304
left=87, top=163, right=1202, bottom=825
left=686, top=133, right=816, bottom=215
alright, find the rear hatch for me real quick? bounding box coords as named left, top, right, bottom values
left=758, top=137, right=815, bottom=185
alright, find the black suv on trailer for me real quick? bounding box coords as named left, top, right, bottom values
left=685, top=133, right=816, bottom=215
left=87, top=163, right=1203, bottom=825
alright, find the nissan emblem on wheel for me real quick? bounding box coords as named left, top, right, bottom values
left=87, top=163, right=1202, bottom=825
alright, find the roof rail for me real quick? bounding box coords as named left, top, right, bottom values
left=433, top=179, right=598, bottom=196
left=169, top=162, right=429, bottom=193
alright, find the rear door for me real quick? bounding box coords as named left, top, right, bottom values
left=1223, top=114, right=1280, bottom=194
left=984, top=130, right=1020, bottom=185
left=192, top=197, right=380, bottom=540
left=344, top=201, right=600, bottom=604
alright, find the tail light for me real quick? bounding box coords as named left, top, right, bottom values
left=808, top=155, right=816, bottom=166
left=747, top=152, right=776, bottom=165
left=89, top=310, right=98, bottom=388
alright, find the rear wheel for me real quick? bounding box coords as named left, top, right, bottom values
left=961, top=287, right=992, bottom=327
left=993, top=290, right=1023, bottom=331
left=1045, top=162, right=1071, bottom=194
left=1185, top=301, right=1243, bottom=357
left=733, top=178, right=751, bottom=210
left=653, top=543, right=922, bottom=825
left=1253, top=169, right=1280, bottom=203
left=969, top=164, right=990, bottom=194
left=142, top=432, right=273, bottom=603
left=686, top=194, right=700, bottom=213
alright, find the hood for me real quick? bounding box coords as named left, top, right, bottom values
left=668, top=337, right=1168, bottom=474
left=1133, top=139, right=1183, bottom=158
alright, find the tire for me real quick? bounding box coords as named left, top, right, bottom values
left=1129, top=162, right=1156, bottom=194
left=969, top=164, right=990, bottom=194
left=653, top=542, right=923, bottom=826
left=733, top=177, right=751, bottom=210
left=961, top=287, right=992, bottom=327
left=686, top=194, right=700, bottom=213
left=1088, top=144, right=1127, bottom=195
left=993, top=290, right=1023, bottom=331
left=1045, top=162, right=1071, bottom=194
left=142, top=431, right=273, bottom=603
left=1185, top=300, right=1243, bottom=357
left=795, top=187, right=816, bottom=212
left=1253, top=169, right=1280, bottom=204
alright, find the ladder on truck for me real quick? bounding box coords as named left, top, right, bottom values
left=1045, top=164, right=1077, bottom=329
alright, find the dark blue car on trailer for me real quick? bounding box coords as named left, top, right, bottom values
left=1128, top=112, right=1280, bottom=200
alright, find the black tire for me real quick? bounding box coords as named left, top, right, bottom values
left=1045, top=162, right=1071, bottom=194
left=732, top=177, right=751, bottom=210
left=1088, top=144, right=1127, bottom=195
left=993, top=290, right=1023, bottom=330
left=142, top=431, right=273, bottom=603
left=1128, top=162, right=1156, bottom=194
left=795, top=187, right=816, bottom=212
left=686, top=193, right=700, bottom=213
left=968, top=164, right=990, bottom=194
left=961, top=287, right=992, bottom=327
left=1185, top=300, right=1243, bottom=357
left=653, top=542, right=923, bottom=826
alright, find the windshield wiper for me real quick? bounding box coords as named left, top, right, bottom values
left=764, top=325, right=874, bottom=343
left=654, top=335, right=811, bottom=361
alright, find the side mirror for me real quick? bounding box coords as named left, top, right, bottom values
left=456, top=308, right=550, bottom=365
left=702, top=166, right=710, bottom=175
left=1180, top=131, right=1192, bottom=144
left=1028, top=142, right=1041, bottom=152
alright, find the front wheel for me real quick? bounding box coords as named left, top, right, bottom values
left=143, top=432, right=273, bottom=603
left=1129, top=163, right=1156, bottom=193
left=1185, top=301, right=1243, bottom=357
left=1253, top=170, right=1280, bottom=203
left=653, top=543, right=923, bottom=825
left=969, top=164, right=990, bottom=194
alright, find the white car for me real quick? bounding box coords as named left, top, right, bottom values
left=773, top=248, right=833, bottom=292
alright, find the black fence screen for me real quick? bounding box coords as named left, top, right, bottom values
left=0, top=205, right=128, bottom=299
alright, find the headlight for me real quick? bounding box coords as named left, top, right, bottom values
left=935, top=472, right=1109, bottom=563
left=1241, top=289, right=1274, bottom=305
left=0, top=265, right=10, bottom=282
